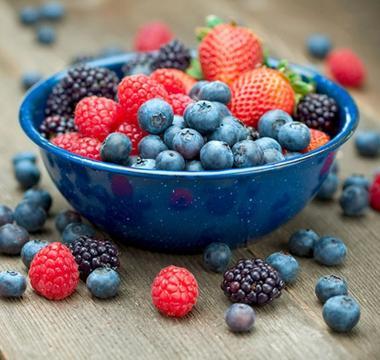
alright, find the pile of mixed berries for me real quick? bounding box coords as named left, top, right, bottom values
left=39, top=17, right=341, bottom=171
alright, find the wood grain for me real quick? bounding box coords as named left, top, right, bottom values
left=0, top=0, right=379, bottom=359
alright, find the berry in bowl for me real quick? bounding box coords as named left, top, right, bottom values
left=19, top=18, right=358, bottom=253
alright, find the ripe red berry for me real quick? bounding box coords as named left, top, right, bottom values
left=133, top=21, right=173, bottom=52
left=326, top=49, right=366, bottom=88
left=74, top=96, right=124, bottom=141
left=116, top=122, right=147, bottom=155
left=151, top=265, right=199, bottom=317
left=150, top=69, right=187, bottom=94
left=370, top=175, right=380, bottom=212
left=301, top=129, right=330, bottom=153
left=29, top=242, right=79, bottom=300
left=167, top=93, right=193, bottom=116
left=117, top=75, right=168, bottom=123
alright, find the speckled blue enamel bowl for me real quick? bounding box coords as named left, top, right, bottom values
left=19, top=55, right=358, bottom=253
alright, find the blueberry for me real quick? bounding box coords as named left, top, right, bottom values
left=200, top=141, right=234, bottom=170
left=21, top=72, right=42, bottom=91
left=173, top=128, right=205, bottom=160
left=23, top=189, right=52, bottom=212
left=342, top=174, right=370, bottom=191
left=316, top=173, right=339, bottom=200
left=198, top=81, right=231, bottom=104
left=209, top=122, right=240, bottom=147
left=255, top=137, right=282, bottom=152
left=189, top=81, right=209, bottom=100
left=36, top=26, right=56, bottom=45
left=258, top=110, right=293, bottom=140
left=101, top=133, right=132, bottom=165
left=314, top=236, right=347, bottom=266
left=322, top=295, right=360, bottom=332
left=138, top=99, right=173, bottom=134
left=55, top=210, right=82, bottom=233
left=62, top=222, right=95, bottom=245
left=12, top=152, right=37, bottom=166
left=184, top=101, right=221, bottom=134
left=306, top=34, right=332, bottom=59
left=0, top=205, right=14, bottom=227
left=14, top=201, right=46, bottom=233
left=19, top=6, right=40, bottom=25
left=203, top=242, right=231, bottom=273
left=212, top=102, right=232, bottom=119
left=232, top=140, right=264, bottom=168
left=21, top=240, right=49, bottom=268
left=0, top=271, right=27, bottom=298
left=288, top=229, right=319, bottom=257
left=163, top=126, right=182, bottom=149
left=155, top=150, right=185, bottom=171
left=86, top=268, right=121, bottom=299
left=0, top=224, right=29, bottom=255
left=355, top=131, right=380, bottom=157
left=172, top=115, right=186, bottom=129
left=222, top=116, right=249, bottom=141
left=315, top=275, right=348, bottom=303
left=339, top=185, right=369, bottom=216
left=131, top=158, right=156, bottom=170
left=265, top=252, right=299, bottom=283
left=40, top=2, right=65, bottom=21
left=262, top=149, right=285, bottom=164
left=225, top=303, right=256, bottom=332
left=185, top=160, right=204, bottom=172
left=138, top=135, right=167, bottom=159
left=14, top=160, right=41, bottom=189
left=285, top=151, right=302, bottom=159
left=278, top=122, right=311, bottom=151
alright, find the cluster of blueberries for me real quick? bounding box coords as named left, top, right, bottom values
left=101, top=81, right=312, bottom=171
left=203, top=226, right=359, bottom=333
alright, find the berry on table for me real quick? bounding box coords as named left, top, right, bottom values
left=151, top=39, right=191, bottom=71
left=302, top=129, right=330, bottom=153
left=155, top=150, right=185, bottom=171
left=258, top=109, right=293, bottom=140
left=185, top=160, right=204, bottom=172
left=200, top=141, right=234, bottom=170
left=342, top=174, right=370, bottom=191
left=306, top=34, right=332, bottom=59
left=14, top=201, right=47, bottom=233
left=221, top=258, right=285, bottom=305
left=322, top=295, right=360, bottom=332
left=137, top=99, right=174, bottom=135
left=36, top=26, right=56, bottom=45
left=315, top=275, right=348, bottom=303
left=172, top=128, right=205, bottom=160
left=151, top=265, right=199, bottom=317
left=21, top=72, right=42, bottom=91
left=14, top=160, right=41, bottom=189
left=262, top=148, right=285, bottom=164
left=232, top=140, right=264, bottom=168
left=339, top=185, right=369, bottom=217
left=12, top=152, right=37, bottom=165
left=40, top=115, right=77, bottom=139
left=198, top=81, right=232, bottom=104
left=225, top=303, right=256, bottom=333
left=138, top=135, right=168, bottom=159
left=184, top=101, right=221, bottom=134
left=131, top=158, right=156, bottom=170
left=0, top=271, right=27, bottom=298
left=100, top=133, right=132, bottom=165
left=288, top=229, right=319, bottom=257
left=29, top=242, right=79, bottom=300
left=167, top=93, right=193, bottom=116
left=133, top=21, right=173, bottom=52
left=203, top=242, right=232, bottom=273
left=314, top=236, right=347, bottom=266
left=86, top=268, right=121, bottom=299
left=316, top=173, right=339, bottom=200
left=21, top=240, right=49, bottom=268
left=23, top=189, right=53, bottom=213
left=39, top=2, right=65, bottom=21
left=19, top=6, right=40, bottom=25
left=255, top=137, right=282, bottom=153
left=69, top=236, right=120, bottom=280
left=265, top=252, right=299, bottom=283
left=116, top=122, right=147, bottom=155
left=354, top=131, right=380, bottom=157
left=370, top=176, right=380, bottom=212
left=0, top=205, right=14, bottom=227
left=0, top=224, right=29, bottom=255
left=62, top=222, right=96, bottom=245
left=278, top=122, right=311, bottom=152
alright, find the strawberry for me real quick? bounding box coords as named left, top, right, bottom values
left=199, top=23, right=263, bottom=84
left=230, top=67, right=295, bottom=128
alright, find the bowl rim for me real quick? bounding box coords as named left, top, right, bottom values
left=19, top=55, right=359, bottom=179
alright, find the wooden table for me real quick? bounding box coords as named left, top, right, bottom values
left=1, top=1, right=379, bottom=359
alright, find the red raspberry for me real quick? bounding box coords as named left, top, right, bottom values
left=133, top=21, right=173, bottom=52
left=150, top=69, right=187, bottom=94
left=116, top=122, right=147, bottom=155
left=151, top=265, right=199, bottom=317
left=29, top=242, right=79, bottom=301
left=326, top=49, right=366, bottom=88
left=74, top=96, right=124, bottom=141
left=167, top=93, right=193, bottom=116
left=302, top=129, right=330, bottom=153
left=370, top=175, right=380, bottom=212
left=52, top=132, right=101, bottom=160
left=117, top=75, right=168, bottom=123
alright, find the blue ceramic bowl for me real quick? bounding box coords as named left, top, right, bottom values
left=19, top=55, right=358, bottom=253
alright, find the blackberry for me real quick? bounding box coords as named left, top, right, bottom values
left=296, top=93, right=339, bottom=134
left=221, top=258, right=285, bottom=306
left=122, top=53, right=155, bottom=76
left=40, top=115, right=77, bottom=138
left=151, top=39, right=191, bottom=71
left=69, top=236, right=120, bottom=280
left=45, top=65, right=119, bottom=117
